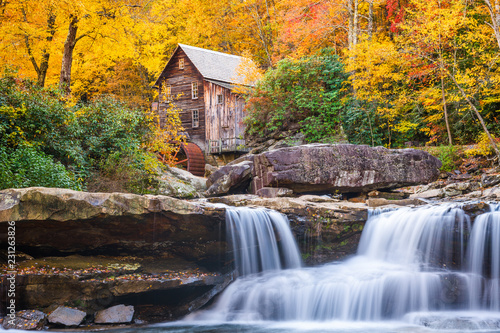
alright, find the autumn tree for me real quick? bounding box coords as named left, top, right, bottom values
left=0, top=0, right=58, bottom=86
left=277, top=0, right=387, bottom=61
left=347, top=0, right=500, bottom=153
left=483, top=0, right=500, bottom=49
left=395, top=0, right=464, bottom=146
left=398, top=0, right=500, bottom=158
left=347, top=39, right=422, bottom=147
left=57, top=0, right=146, bottom=93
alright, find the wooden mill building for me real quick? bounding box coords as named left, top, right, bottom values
left=153, top=44, right=253, bottom=160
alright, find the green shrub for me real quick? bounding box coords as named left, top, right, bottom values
left=244, top=49, right=347, bottom=143
left=341, top=105, right=385, bottom=147
left=86, top=150, right=159, bottom=194
left=0, top=146, right=82, bottom=190
left=437, top=145, right=459, bottom=172
left=0, top=68, right=159, bottom=193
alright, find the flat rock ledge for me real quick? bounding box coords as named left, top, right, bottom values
left=0, top=187, right=226, bottom=268
left=0, top=187, right=214, bottom=222
left=205, top=195, right=491, bottom=265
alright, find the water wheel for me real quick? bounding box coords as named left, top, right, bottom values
left=171, top=142, right=206, bottom=177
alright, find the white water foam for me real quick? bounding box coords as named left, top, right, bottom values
left=467, top=211, right=500, bottom=310
left=225, top=207, right=302, bottom=276
left=188, top=204, right=500, bottom=329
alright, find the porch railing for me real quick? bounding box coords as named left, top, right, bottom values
left=207, top=138, right=251, bottom=154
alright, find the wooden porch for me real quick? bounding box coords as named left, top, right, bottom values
left=207, top=138, right=251, bottom=154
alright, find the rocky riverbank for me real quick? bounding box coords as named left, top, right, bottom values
left=2, top=143, right=500, bottom=330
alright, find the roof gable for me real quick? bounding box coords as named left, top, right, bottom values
left=154, top=44, right=253, bottom=87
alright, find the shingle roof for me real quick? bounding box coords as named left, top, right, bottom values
left=154, top=44, right=254, bottom=87
left=205, top=79, right=235, bottom=90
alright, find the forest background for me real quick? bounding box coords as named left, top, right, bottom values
left=1, top=0, right=500, bottom=192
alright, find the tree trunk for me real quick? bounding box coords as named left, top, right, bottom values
left=347, top=0, right=354, bottom=51
left=445, top=68, right=500, bottom=162
left=59, top=15, right=79, bottom=94
left=346, top=0, right=359, bottom=53
left=249, top=3, right=274, bottom=69
left=368, top=0, right=374, bottom=40
left=363, top=107, right=375, bottom=146
left=21, top=7, right=56, bottom=87
left=38, top=13, right=56, bottom=87
left=353, top=0, right=358, bottom=47
left=441, top=76, right=452, bottom=146
left=484, top=0, right=500, bottom=50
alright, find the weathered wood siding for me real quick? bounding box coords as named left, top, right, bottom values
left=204, top=81, right=246, bottom=148
left=157, top=48, right=206, bottom=146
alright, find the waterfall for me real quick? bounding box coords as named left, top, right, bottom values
left=225, top=207, right=302, bottom=276
left=358, top=205, right=470, bottom=269
left=467, top=209, right=500, bottom=310
left=189, top=204, right=500, bottom=325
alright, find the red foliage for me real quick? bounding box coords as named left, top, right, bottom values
left=386, top=0, right=405, bottom=33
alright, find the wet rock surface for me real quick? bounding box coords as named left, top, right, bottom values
left=255, top=187, right=294, bottom=198
left=1, top=310, right=46, bottom=330
left=157, top=167, right=207, bottom=199
left=366, top=198, right=426, bottom=208
left=481, top=173, right=500, bottom=188
left=403, top=167, right=500, bottom=202
left=207, top=195, right=368, bottom=265
left=206, top=160, right=254, bottom=196
left=0, top=255, right=232, bottom=325
left=409, top=313, right=500, bottom=330
left=94, top=305, right=134, bottom=324
left=48, top=306, right=86, bottom=326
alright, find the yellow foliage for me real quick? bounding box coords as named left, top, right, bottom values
left=0, top=105, right=28, bottom=144
left=395, top=120, right=419, bottom=134
left=465, top=132, right=499, bottom=157
left=232, top=53, right=263, bottom=95
left=146, top=98, right=186, bottom=167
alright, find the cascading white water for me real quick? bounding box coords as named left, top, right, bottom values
left=225, top=207, right=302, bottom=276
left=358, top=206, right=470, bottom=268
left=190, top=204, right=500, bottom=326
left=467, top=209, right=500, bottom=310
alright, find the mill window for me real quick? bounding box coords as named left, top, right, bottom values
left=160, top=84, right=171, bottom=102
left=217, top=94, right=224, bottom=104
left=192, top=81, right=198, bottom=99
left=192, top=109, right=199, bottom=128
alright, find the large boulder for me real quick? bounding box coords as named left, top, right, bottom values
left=251, top=144, right=441, bottom=194
left=206, top=160, right=254, bottom=196
left=157, top=167, right=207, bottom=199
